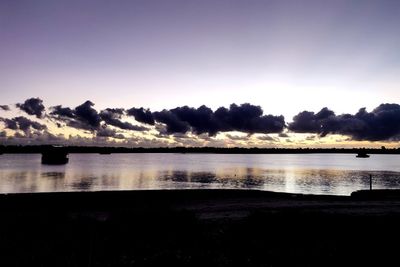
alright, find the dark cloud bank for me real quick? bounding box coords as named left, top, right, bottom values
left=16, top=98, right=45, bottom=118
left=127, top=107, right=155, bottom=125
left=144, top=104, right=285, bottom=136
left=48, top=99, right=285, bottom=137
left=0, top=116, right=47, bottom=132
left=100, top=108, right=148, bottom=131
left=289, top=104, right=400, bottom=141
left=3, top=97, right=400, bottom=143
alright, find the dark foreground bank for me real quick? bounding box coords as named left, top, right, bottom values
left=1, top=189, right=400, bottom=266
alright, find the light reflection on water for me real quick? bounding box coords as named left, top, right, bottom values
left=0, top=153, right=400, bottom=195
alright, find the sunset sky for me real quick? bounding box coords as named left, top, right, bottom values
left=1, top=0, right=400, bottom=147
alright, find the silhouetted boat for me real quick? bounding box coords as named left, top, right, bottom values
left=41, top=146, right=69, bottom=165
left=99, top=152, right=111, bottom=155
left=356, top=152, right=370, bottom=158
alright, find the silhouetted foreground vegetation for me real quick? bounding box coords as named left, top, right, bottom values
left=0, top=145, right=399, bottom=154
left=1, top=189, right=400, bottom=266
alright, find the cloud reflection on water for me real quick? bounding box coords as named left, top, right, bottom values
left=1, top=154, right=400, bottom=195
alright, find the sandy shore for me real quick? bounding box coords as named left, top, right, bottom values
left=0, top=189, right=399, bottom=266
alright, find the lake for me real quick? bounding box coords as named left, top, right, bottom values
left=0, top=153, right=399, bottom=195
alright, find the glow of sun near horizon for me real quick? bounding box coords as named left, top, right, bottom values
left=1, top=0, right=400, bottom=147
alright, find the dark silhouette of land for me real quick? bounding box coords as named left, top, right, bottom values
left=0, top=145, right=398, bottom=154
left=0, top=189, right=400, bottom=266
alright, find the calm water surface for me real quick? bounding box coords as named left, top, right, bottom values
left=0, top=153, right=400, bottom=195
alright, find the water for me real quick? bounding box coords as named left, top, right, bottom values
left=0, top=153, right=399, bottom=195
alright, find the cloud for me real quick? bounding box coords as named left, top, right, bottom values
left=127, top=103, right=285, bottom=136
left=151, top=103, right=285, bottom=136
left=10, top=98, right=400, bottom=145
left=96, top=127, right=125, bottom=139
left=172, top=133, right=190, bottom=139
left=305, top=135, right=317, bottom=141
left=225, top=134, right=249, bottom=141
left=169, top=105, right=220, bottom=135
left=2, top=131, right=69, bottom=146
left=289, top=104, right=400, bottom=141
left=50, top=101, right=101, bottom=131
left=74, top=101, right=102, bottom=129
left=343, top=104, right=400, bottom=141
left=127, top=107, right=155, bottom=125
left=15, top=117, right=47, bottom=131
left=100, top=108, right=148, bottom=131
left=213, top=104, right=285, bottom=134
left=1, top=118, right=18, bottom=130
left=16, top=98, right=45, bottom=118
left=1, top=116, right=47, bottom=132
left=50, top=105, right=75, bottom=118
left=288, top=107, right=335, bottom=133
left=153, top=110, right=191, bottom=134
left=257, top=135, right=277, bottom=141
left=50, top=101, right=285, bottom=136
left=51, top=103, right=149, bottom=132
left=0, top=105, right=10, bottom=111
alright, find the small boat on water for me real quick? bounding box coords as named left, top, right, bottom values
left=41, top=146, right=69, bottom=165
left=356, top=152, right=370, bottom=158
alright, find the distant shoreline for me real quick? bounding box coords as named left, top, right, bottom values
left=0, top=145, right=399, bottom=154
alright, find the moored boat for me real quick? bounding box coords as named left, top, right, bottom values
left=356, top=152, right=370, bottom=158
left=41, top=146, right=69, bottom=165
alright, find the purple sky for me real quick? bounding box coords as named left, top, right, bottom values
left=1, top=0, right=400, bottom=118
left=1, top=0, right=400, bottom=147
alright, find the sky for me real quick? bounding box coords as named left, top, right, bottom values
left=1, top=0, right=400, bottom=147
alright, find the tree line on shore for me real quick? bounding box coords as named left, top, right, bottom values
left=0, top=145, right=398, bottom=154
